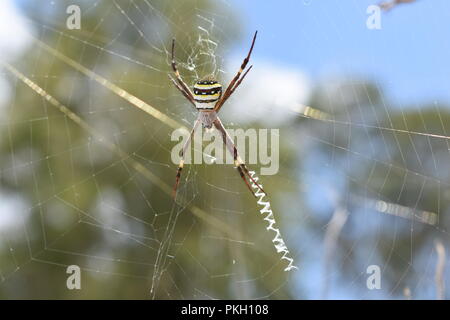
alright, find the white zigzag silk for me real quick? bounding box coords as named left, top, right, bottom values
left=249, top=171, right=298, bottom=272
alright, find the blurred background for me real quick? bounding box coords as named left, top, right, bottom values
left=1, top=0, right=450, bottom=299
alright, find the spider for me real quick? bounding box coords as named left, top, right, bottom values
left=169, top=31, right=265, bottom=198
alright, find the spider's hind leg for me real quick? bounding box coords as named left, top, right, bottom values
left=238, top=162, right=266, bottom=195
left=233, top=149, right=266, bottom=196
left=173, top=119, right=201, bottom=199
left=173, top=159, right=184, bottom=198
left=235, top=162, right=256, bottom=197
left=213, top=117, right=266, bottom=197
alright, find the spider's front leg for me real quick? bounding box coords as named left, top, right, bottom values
left=213, top=117, right=266, bottom=197
left=169, top=39, right=196, bottom=108
left=214, top=31, right=257, bottom=113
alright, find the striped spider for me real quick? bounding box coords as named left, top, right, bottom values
left=169, top=31, right=265, bottom=198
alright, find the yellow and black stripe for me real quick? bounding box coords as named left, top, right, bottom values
left=193, top=80, right=222, bottom=107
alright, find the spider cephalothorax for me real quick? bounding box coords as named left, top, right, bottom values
left=169, top=31, right=265, bottom=198
left=193, top=77, right=222, bottom=110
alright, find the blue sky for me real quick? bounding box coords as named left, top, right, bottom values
left=12, top=0, right=450, bottom=107
left=229, top=0, right=450, bottom=107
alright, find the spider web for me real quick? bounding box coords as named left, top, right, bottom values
left=0, top=0, right=449, bottom=299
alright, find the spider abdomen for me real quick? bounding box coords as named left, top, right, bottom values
left=193, top=79, right=222, bottom=110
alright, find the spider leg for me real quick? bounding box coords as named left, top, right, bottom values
left=173, top=119, right=201, bottom=198
left=214, top=31, right=257, bottom=112
left=213, top=117, right=266, bottom=197
left=168, top=74, right=196, bottom=107
left=239, top=160, right=266, bottom=195
left=227, top=65, right=252, bottom=97
left=215, top=66, right=253, bottom=112
left=170, top=39, right=196, bottom=104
